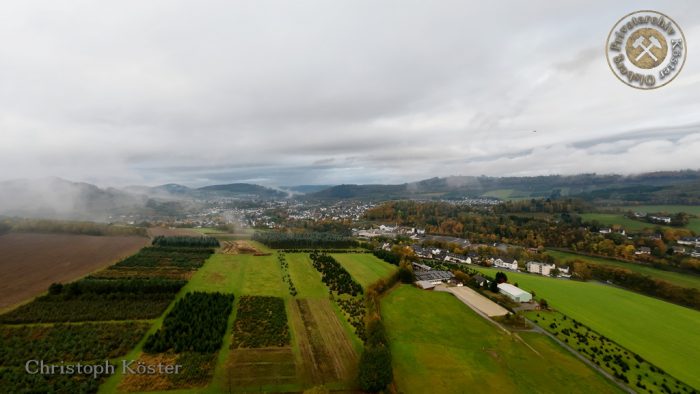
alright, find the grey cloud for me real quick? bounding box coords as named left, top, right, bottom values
left=1, top=0, right=700, bottom=187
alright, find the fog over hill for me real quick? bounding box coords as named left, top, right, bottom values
left=2, top=170, right=700, bottom=219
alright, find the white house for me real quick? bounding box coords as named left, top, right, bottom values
left=691, top=249, right=700, bottom=258
left=635, top=247, right=651, bottom=255
left=493, top=257, right=518, bottom=270
left=444, top=253, right=471, bottom=264
left=497, top=283, right=532, bottom=303
left=526, top=261, right=556, bottom=276
left=678, top=237, right=700, bottom=247
left=649, top=216, right=672, bottom=224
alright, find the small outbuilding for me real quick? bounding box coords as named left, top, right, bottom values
left=497, top=283, right=532, bottom=303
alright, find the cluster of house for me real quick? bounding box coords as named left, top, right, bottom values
left=632, top=212, right=672, bottom=224
left=412, top=262, right=456, bottom=290
left=409, top=244, right=571, bottom=278
left=410, top=244, right=475, bottom=264
left=677, top=237, right=700, bottom=258
left=649, top=215, right=672, bottom=224
left=353, top=225, right=426, bottom=240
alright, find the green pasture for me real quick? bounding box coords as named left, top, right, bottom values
left=331, top=253, right=397, bottom=288
left=381, top=285, right=621, bottom=393
left=474, top=267, right=700, bottom=388
left=546, top=249, right=700, bottom=290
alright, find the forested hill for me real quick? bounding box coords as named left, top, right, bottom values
left=305, top=170, right=700, bottom=203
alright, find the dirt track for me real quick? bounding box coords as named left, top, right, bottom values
left=0, top=233, right=148, bottom=310
left=444, top=285, right=509, bottom=317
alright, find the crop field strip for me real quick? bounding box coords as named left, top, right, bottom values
left=474, top=267, right=700, bottom=389
left=288, top=299, right=359, bottom=385
left=227, top=296, right=297, bottom=388
left=0, top=236, right=220, bottom=394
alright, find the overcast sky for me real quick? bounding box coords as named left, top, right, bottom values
left=1, top=1, right=700, bottom=187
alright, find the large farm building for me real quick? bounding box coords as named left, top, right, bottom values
left=497, top=283, right=532, bottom=302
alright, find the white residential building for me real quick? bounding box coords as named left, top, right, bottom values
left=493, top=257, right=518, bottom=270
left=526, top=261, right=556, bottom=276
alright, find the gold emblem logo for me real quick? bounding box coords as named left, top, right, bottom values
left=606, top=10, right=686, bottom=89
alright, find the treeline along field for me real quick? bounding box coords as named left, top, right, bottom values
left=151, top=235, right=219, bottom=248
left=253, top=231, right=358, bottom=249
left=4, top=218, right=147, bottom=237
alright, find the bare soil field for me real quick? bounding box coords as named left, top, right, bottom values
left=0, top=233, right=148, bottom=310
left=288, top=299, right=359, bottom=385
left=146, top=227, right=202, bottom=237
left=220, top=240, right=267, bottom=255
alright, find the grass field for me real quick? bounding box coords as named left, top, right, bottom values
left=331, top=253, right=397, bottom=288
left=382, top=285, right=622, bottom=393
left=619, top=205, right=700, bottom=216
left=473, top=267, right=700, bottom=388
left=546, top=249, right=700, bottom=290
left=583, top=205, right=700, bottom=233
left=188, top=253, right=288, bottom=297
left=618, top=205, right=700, bottom=233
left=579, top=213, right=663, bottom=231
left=285, top=253, right=327, bottom=298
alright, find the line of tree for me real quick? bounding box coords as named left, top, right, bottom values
left=309, top=252, right=363, bottom=296
left=48, top=278, right=186, bottom=297
left=277, top=253, right=297, bottom=296
left=144, top=292, right=234, bottom=353
left=0, top=322, right=149, bottom=366
left=0, top=279, right=185, bottom=324
left=253, top=231, right=358, bottom=249
left=151, top=235, right=219, bottom=247
left=113, top=246, right=214, bottom=269
left=357, top=269, right=412, bottom=392
left=4, top=218, right=146, bottom=237
left=372, top=249, right=401, bottom=265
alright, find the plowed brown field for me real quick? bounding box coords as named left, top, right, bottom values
left=0, top=233, right=148, bottom=310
